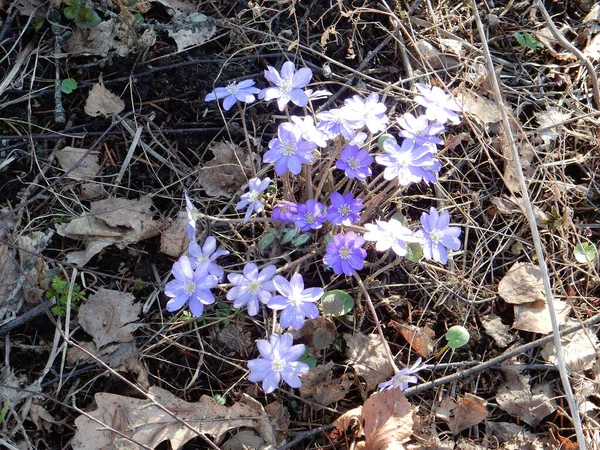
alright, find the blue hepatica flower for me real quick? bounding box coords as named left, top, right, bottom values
left=236, top=177, right=271, bottom=223
left=272, top=201, right=298, bottom=223
left=293, top=199, right=326, bottom=231
left=205, top=79, right=260, bottom=111
left=316, top=107, right=361, bottom=140
left=378, top=358, right=423, bottom=391
left=414, top=83, right=463, bottom=125
left=188, top=236, right=229, bottom=278
left=324, top=231, right=367, bottom=276
left=417, top=207, right=462, bottom=264
left=259, top=61, right=313, bottom=111
left=184, top=191, right=198, bottom=241
left=267, top=273, right=324, bottom=330
left=248, top=332, right=309, bottom=394
left=344, top=93, right=389, bottom=133
left=326, top=192, right=362, bottom=225
left=264, top=122, right=317, bottom=176
left=164, top=255, right=218, bottom=317
left=364, top=218, right=419, bottom=257
left=227, top=263, right=276, bottom=316
left=397, top=112, right=445, bottom=146
left=335, top=144, right=374, bottom=181
left=376, top=138, right=441, bottom=186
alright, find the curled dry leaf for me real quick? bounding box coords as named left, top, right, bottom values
left=437, top=393, right=489, bottom=434
left=498, top=263, right=545, bottom=305
left=344, top=332, right=395, bottom=391
left=391, top=322, right=435, bottom=357
left=84, top=81, right=125, bottom=117
left=265, top=401, right=290, bottom=446
left=72, top=388, right=276, bottom=450
left=197, top=141, right=255, bottom=197
left=299, top=361, right=352, bottom=410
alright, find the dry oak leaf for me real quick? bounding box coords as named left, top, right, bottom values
left=78, top=288, right=141, bottom=348
left=72, top=387, right=275, bottom=450
left=197, top=141, right=255, bottom=197
left=438, top=393, right=488, bottom=434
left=498, top=263, right=545, bottom=305
left=84, top=81, right=125, bottom=117
left=299, top=362, right=352, bottom=410
left=362, top=389, right=414, bottom=450
left=344, top=332, right=394, bottom=391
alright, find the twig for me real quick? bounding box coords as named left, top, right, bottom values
left=469, top=4, right=585, bottom=448
left=277, top=424, right=336, bottom=450
left=0, top=299, right=54, bottom=337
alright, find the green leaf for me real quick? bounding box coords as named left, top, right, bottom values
left=515, top=32, right=544, bottom=51
left=378, top=133, right=396, bottom=150
left=405, top=242, right=422, bottom=263
left=321, top=290, right=354, bottom=317
left=299, top=351, right=317, bottom=369
left=61, top=78, right=78, bottom=94
left=213, top=394, right=226, bottom=405
left=281, top=227, right=298, bottom=245
left=258, top=229, right=278, bottom=252
left=291, top=234, right=311, bottom=248
left=75, top=6, right=101, bottom=29
left=574, top=242, right=597, bottom=264
left=445, top=325, right=470, bottom=349
left=33, top=18, right=45, bottom=32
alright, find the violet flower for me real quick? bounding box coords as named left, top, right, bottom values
left=335, top=144, right=373, bottom=181
left=188, top=236, right=229, bottom=278
left=259, top=61, right=313, bottom=111
left=344, top=93, right=389, bottom=133
left=205, top=79, right=260, bottom=111
left=416, top=207, right=462, bottom=264
left=293, top=199, right=326, bottom=231
left=164, top=255, right=218, bottom=317
left=364, top=219, right=419, bottom=257
left=272, top=201, right=298, bottom=223
left=376, top=138, right=441, bottom=186
left=227, top=263, right=276, bottom=316
left=397, top=113, right=445, bottom=146
left=263, top=122, right=317, bottom=176
left=326, top=192, right=362, bottom=225
left=378, top=358, right=423, bottom=391
left=323, top=231, right=367, bottom=276
left=267, top=273, right=324, bottom=330
left=247, top=332, right=309, bottom=393
left=236, top=177, right=271, bottom=223
left=414, top=83, right=463, bottom=125
left=316, top=107, right=361, bottom=140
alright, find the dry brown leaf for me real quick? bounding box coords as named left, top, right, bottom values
left=56, top=147, right=100, bottom=181
left=265, top=401, right=290, bottom=446
left=481, top=314, right=515, bottom=348
left=197, top=141, right=255, bottom=197
left=535, top=108, right=571, bottom=145
left=78, top=288, right=141, bottom=348
left=334, top=405, right=363, bottom=435
left=541, top=325, right=599, bottom=373
left=344, top=333, right=394, bottom=391
left=216, top=323, right=253, bottom=357
left=393, top=323, right=435, bottom=357
left=512, top=298, right=570, bottom=334
left=456, top=91, right=500, bottom=125
left=168, top=13, right=217, bottom=52
left=299, top=362, right=352, bottom=410
left=0, top=244, right=21, bottom=316
left=496, top=371, right=556, bottom=426
left=439, top=393, right=488, bottom=434
left=362, top=389, right=413, bottom=450
left=160, top=211, right=190, bottom=257
left=222, top=430, right=265, bottom=450
left=11, top=0, right=48, bottom=18
left=17, top=231, right=50, bottom=305
left=497, top=133, right=535, bottom=194
left=29, top=402, right=66, bottom=431
left=72, top=387, right=275, bottom=450
left=498, top=263, right=544, bottom=305
left=84, top=82, right=125, bottom=117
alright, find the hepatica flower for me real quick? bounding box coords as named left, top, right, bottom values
left=324, top=231, right=367, bottom=276
left=326, top=192, right=362, bottom=225
left=414, top=83, right=463, bottom=125
left=336, top=144, right=373, bottom=181
left=164, top=255, right=218, bottom=317
left=417, top=207, right=462, bottom=264
left=264, top=122, right=317, bottom=176
left=205, top=79, right=260, bottom=111
left=188, top=236, right=229, bottom=278
left=227, top=263, right=276, bottom=316
left=267, top=273, right=324, bottom=330
left=259, top=61, right=312, bottom=111
left=236, top=177, right=271, bottom=223
left=184, top=191, right=198, bottom=241
left=376, top=138, right=441, bottom=186
left=364, top=219, right=418, bottom=257
left=248, top=332, right=309, bottom=394
left=293, top=199, right=326, bottom=231
left=397, top=113, right=445, bottom=146
left=316, top=107, right=361, bottom=140
left=378, top=358, right=423, bottom=391
left=290, top=115, right=328, bottom=148
left=272, top=201, right=298, bottom=223
left=344, top=93, right=388, bottom=133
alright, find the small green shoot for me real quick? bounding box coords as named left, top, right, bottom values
left=515, top=32, right=544, bottom=51
left=298, top=349, right=317, bottom=369
left=45, top=276, right=86, bottom=318
left=321, top=290, right=354, bottom=317
left=0, top=401, right=8, bottom=424
left=436, top=325, right=470, bottom=358
left=63, top=0, right=101, bottom=29
left=213, top=394, right=226, bottom=405
left=61, top=78, right=78, bottom=94
left=574, top=242, right=597, bottom=264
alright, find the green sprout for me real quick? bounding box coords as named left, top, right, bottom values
left=61, top=78, right=78, bottom=94
left=45, top=276, right=86, bottom=318
left=515, top=32, right=544, bottom=51
left=63, top=0, right=101, bottom=29
left=436, top=325, right=470, bottom=358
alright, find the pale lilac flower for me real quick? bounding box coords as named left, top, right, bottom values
left=305, top=89, right=332, bottom=101
left=349, top=131, right=368, bottom=147
left=378, top=358, right=423, bottom=391
left=227, top=263, right=276, bottom=316
left=293, top=199, right=326, bottom=231
left=414, top=83, right=463, bottom=125
left=164, top=255, right=218, bottom=317
left=316, top=108, right=361, bottom=140
left=205, top=79, right=260, bottom=111
left=335, top=144, right=373, bottom=181
left=184, top=191, right=198, bottom=241
left=376, top=138, right=441, bottom=186
left=324, top=231, right=367, bottom=276
left=263, top=122, right=317, bottom=176
left=236, top=177, right=271, bottom=223
left=267, top=273, right=324, bottom=330
left=326, top=192, right=362, bottom=225
left=272, top=201, right=298, bottom=223
left=416, top=207, right=462, bottom=264
left=397, top=113, right=445, bottom=146
left=344, top=93, right=388, bottom=133
left=188, top=236, right=229, bottom=278
left=247, top=333, right=309, bottom=393
left=259, top=61, right=313, bottom=111
left=290, top=115, right=328, bottom=148
left=364, top=219, right=419, bottom=257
